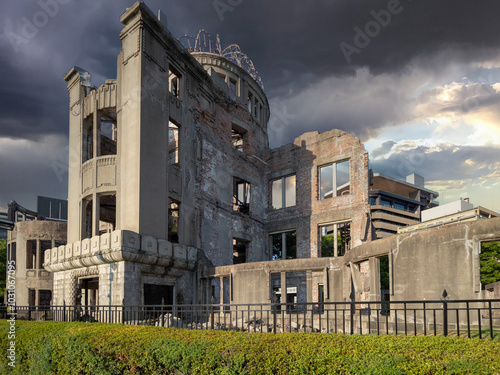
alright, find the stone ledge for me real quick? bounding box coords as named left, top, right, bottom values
left=43, top=230, right=197, bottom=272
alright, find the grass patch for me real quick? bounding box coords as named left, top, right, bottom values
left=1, top=320, right=499, bottom=374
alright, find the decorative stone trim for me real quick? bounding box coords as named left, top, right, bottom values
left=44, top=230, right=198, bottom=272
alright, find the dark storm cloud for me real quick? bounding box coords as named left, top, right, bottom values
left=1, top=0, right=499, bottom=207
left=2, top=0, right=500, bottom=141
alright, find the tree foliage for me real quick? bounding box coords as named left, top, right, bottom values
left=480, top=241, right=500, bottom=288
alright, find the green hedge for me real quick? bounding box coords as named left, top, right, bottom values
left=1, top=320, right=500, bottom=374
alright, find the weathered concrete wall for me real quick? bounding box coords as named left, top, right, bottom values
left=7, top=220, right=66, bottom=306
left=209, top=217, right=500, bottom=304
left=265, top=130, right=372, bottom=261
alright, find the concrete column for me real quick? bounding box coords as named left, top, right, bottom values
left=306, top=270, right=313, bottom=304
left=36, top=239, right=41, bottom=270
left=334, top=224, right=338, bottom=257
left=93, top=99, right=100, bottom=158
left=369, top=257, right=380, bottom=302
left=219, top=276, right=224, bottom=305
left=280, top=271, right=287, bottom=304
left=92, top=194, right=100, bottom=237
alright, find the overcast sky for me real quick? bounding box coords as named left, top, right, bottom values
left=1, top=0, right=499, bottom=213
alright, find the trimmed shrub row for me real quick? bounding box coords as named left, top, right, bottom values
left=1, top=320, right=500, bottom=374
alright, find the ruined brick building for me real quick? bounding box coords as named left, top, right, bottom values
left=44, top=2, right=500, bottom=309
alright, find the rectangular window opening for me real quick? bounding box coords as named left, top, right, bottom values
left=28, top=288, right=36, bottom=307
left=231, top=126, right=245, bottom=152
left=169, top=68, right=181, bottom=98
left=144, top=284, right=173, bottom=310
left=379, top=256, right=390, bottom=315
left=26, top=240, right=37, bottom=269
left=228, top=78, right=237, bottom=100
left=286, top=272, right=306, bottom=313
left=99, top=112, right=117, bottom=156
left=480, top=241, right=500, bottom=289
left=26, top=240, right=37, bottom=270
left=271, top=230, right=296, bottom=260
left=233, top=178, right=250, bottom=214
left=319, top=221, right=351, bottom=257
left=319, top=160, right=350, bottom=200
left=168, top=121, right=180, bottom=166
left=247, top=91, right=253, bottom=113
left=168, top=198, right=180, bottom=243
left=98, top=194, right=116, bottom=235
left=271, top=175, right=296, bottom=209
left=8, top=243, right=17, bottom=264
left=83, top=198, right=93, bottom=240
left=40, top=241, right=52, bottom=269
left=39, top=290, right=52, bottom=310
left=83, top=116, right=93, bottom=163
left=233, top=238, right=248, bottom=264
left=271, top=273, right=282, bottom=313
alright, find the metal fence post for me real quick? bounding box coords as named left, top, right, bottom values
left=272, top=294, right=277, bottom=334
left=63, top=301, right=67, bottom=322
left=443, top=300, right=448, bottom=337
left=161, top=298, right=165, bottom=328
left=210, top=296, right=215, bottom=330
left=489, top=301, right=493, bottom=339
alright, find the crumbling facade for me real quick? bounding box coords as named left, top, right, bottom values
left=43, top=1, right=372, bottom=308
left=6, top=211, right=66, bottom=307
left=43, top=2, right=499, bottom=311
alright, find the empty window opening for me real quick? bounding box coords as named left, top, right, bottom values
left=28, top=288, right=36, bottom=306
left=144, top=284, right=173, bottom=310
left=254, top=98, right=259, bottom=117
left=83, top=117, right=93, bottom=163
left=40, top=240, right=52, bottom=269
left=99, top=112, right=117, bottom=156
left=80, top=277, right=99, bottom=309
left=233, top=178, right=250, bottom=214
left=26, top=240, right=37, bottom=269
left=83, top=198, right=93, bottom=239
left=247, top=91, right=253, bottom=113
left=286, top=272, right=306, bottom=313
left=231, top=126, right=245, bottom=151
left=8, top=243, right=16, bottom=264
left=271, top=273, right=282, bottom=312
left=319, top=160, right=350, bottom=199
left=223, top=276, right=230, bottom=311
left=228, top=78, right=237, bottom=100
left=480, top=241, right=500, bottom=288
left=271, top=175, right=296, bottom=209
left=319, top=221, right=351, bottom=257
left=168, top=121, right=180, bottom=165
left=39, top=290, right=52, bottom=310
left=317, top=284, right=325, bottom=314
left=271, top=230, right=296, bottom=260
left=169, top=68, right=181, bottom=98
left=99, top=194, right=116, bottom=235
left=168, top=198, right=180, bottom=243
left=379, top=256, right=390, bottom=315
left=233, top=238, right=248, bottom=264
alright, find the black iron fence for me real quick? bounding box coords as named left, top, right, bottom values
left=2, top=299, right=499, bottom=339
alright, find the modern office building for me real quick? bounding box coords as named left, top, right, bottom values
left=369, top=173, right=439, bottom=238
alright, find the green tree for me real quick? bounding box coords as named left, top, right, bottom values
left=480, top=241, right=500, bottom=288
left=0, top=239, right=6, bottom=301
left=380, top=256, right=390, bottom=291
